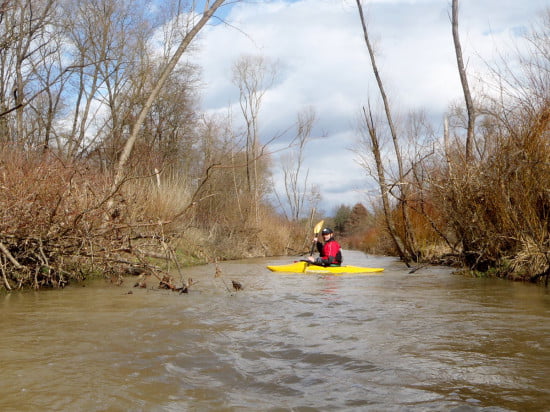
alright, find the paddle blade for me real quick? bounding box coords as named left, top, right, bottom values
left=313, top=220, right=324, bottom=235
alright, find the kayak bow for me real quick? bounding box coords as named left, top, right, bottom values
left=266, top=261, right=384, bottom=275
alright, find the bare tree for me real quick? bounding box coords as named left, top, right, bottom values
left=112, top=0, right=228, bottom=194
left=359, top=103, right=409, bottom=261
left=115, top=0, right=203, bottom=175
left=355, top=0, right=416, bottom=264
left=28, top=23, right=68, bottom=152
left=62, top=0, right=111, bottom=158
left=451, top=0, right=475, bottom=161
left=59, top=0, right=154, bottom=161
left=0, top=0, right=57, bottom=144
left=232, top=54, right=277, bottom=223
left=279, top=107, right=316, bottom=221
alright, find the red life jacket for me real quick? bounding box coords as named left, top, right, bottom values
left=317, top=238, right=342, bottom=266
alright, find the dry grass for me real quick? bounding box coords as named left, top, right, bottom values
left=123, top=171, right=194, bottom=225
left=510, top=236, right=550, bottom=281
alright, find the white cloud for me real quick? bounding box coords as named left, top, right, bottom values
left=193, top=0, right=548, bottom=214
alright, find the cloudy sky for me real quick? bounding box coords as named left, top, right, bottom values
left=191, top=0, right=547, bottom=215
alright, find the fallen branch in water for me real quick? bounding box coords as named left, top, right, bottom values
left=1, top=260, right=12, bottom=291
left=0, top=241, right=22, bottom=269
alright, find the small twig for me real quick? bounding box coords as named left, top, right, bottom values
left=408, top=263, right=430, bottom=274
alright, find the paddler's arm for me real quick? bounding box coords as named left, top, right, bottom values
left=315, top=238, right=323, bottom=254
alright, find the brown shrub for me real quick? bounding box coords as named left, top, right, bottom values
left=433, top=104, right=549, bottom=279
left=0, top=148, right=111, bottom=288
left=0, top=147, right=304, bottom=290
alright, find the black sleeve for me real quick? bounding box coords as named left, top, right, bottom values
left=316, top=242, right=323, bottom=254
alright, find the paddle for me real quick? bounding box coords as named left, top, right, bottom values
left=309, top=220, right=324, bottom=256
left=293, top=221, right=324, bottom=272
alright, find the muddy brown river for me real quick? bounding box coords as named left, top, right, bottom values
left=1, top=251, right=549, bottom=411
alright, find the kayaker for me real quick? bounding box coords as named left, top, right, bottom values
left=307, top=228, right=343, bottom=266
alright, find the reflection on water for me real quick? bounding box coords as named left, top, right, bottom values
left=1, top=251, right=549, bottom=411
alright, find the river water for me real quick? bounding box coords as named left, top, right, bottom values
left=1, top=251, right=549, bottom=411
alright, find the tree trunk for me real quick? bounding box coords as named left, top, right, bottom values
left=112, top=0, right=227, bottom=192
left=452, top=0, right=475, bottom=161
left=355, top=0, right=415, bottom=264
left=362, top=105, right=409, bottom=264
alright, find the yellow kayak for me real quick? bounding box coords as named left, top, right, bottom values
left=266, top=261, right=384, bottom=275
